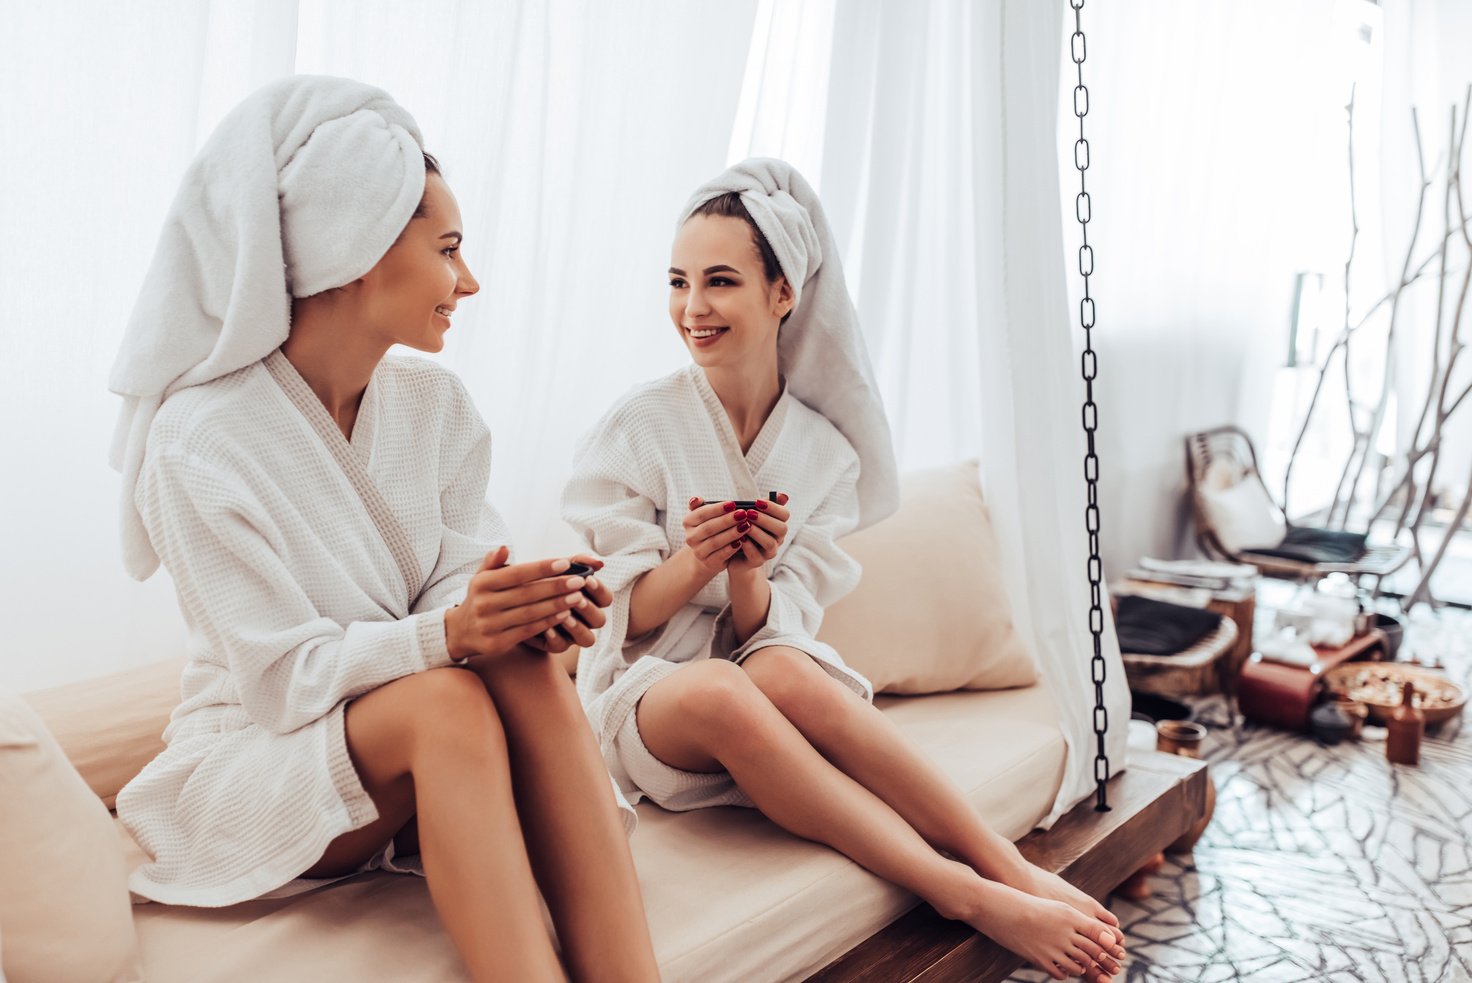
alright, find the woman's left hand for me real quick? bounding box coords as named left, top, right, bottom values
left=728, top=494, right=790, bottom=576
left=525, top=553, right=613, bottom=652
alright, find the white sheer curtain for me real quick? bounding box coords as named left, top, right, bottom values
left=730, top=0, right=1128, bottom=823
left=0, top=1, right=300, bottom=693
left=2, top=0, right=1126, bottom=822
left=0, top=0, right=755, bottom=692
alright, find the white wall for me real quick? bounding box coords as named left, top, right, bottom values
left=1066, top=0, right=1377, bottom=569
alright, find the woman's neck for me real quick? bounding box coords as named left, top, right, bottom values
left=703, top=359, right=782, bottom=454
left=282, top=294, right=388, bottom=439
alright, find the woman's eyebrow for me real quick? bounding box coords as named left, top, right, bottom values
left=703, top=264, right=739, bottom=275
left=440, top=231, right=463, bottom=242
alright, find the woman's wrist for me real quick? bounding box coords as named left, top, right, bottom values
left=443, top=606, right=472, bottom=662
left=628, top=546, right=717, bottom=638
left=726, top=569, right=771, bottom=644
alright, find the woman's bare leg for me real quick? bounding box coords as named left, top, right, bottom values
left=740, top=647, right=1124, bottom=952
left=636, top=660, right=1119, bottom=982
left=466, top=650, right=659, bottom=983
left=304, top=668, right=564, bottom=983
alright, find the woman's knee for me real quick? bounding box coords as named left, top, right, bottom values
left=742, top=648, right=853, bottom=729
left=671, top=660, right=772, bottom=748
left=379, top=667, right=506, bottom=758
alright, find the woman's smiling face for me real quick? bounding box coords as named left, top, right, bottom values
left=668, top=213, right=793, bottom=371
left=358, top=171, right=480, bottom=353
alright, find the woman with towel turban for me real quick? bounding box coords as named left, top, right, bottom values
left=563, top=159, right=1125, bottom=983
left=110, top=76, right=657, bottom=982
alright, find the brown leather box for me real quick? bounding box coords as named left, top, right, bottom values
left=1236, top=629, right=1388, bottom=731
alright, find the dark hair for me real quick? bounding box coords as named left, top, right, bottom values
left=411, top=151, right=442, bottom=218
left=689, top=192, right=784, bottom=285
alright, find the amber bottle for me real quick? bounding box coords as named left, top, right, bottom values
left=1386, top=681, right=1424, bottom=766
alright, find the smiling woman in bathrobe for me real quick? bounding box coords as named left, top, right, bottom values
left=564, top=159, right=1125, bottom=983
left=109, top=76, right=656, bottom=983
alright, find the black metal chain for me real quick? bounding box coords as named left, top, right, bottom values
left=1071, top=0, right=1110, bottom=813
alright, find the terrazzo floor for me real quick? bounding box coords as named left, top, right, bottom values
left=1010, top=600, right=1472, bottom=983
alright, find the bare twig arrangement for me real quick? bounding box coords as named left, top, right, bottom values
left=1284, top=86, right=1472, bottom=608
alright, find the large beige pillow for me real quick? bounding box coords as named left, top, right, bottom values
left=0, top=696, right=143, bottom=983
left=22, top=657, right=184, bottom=810
left=818, top=461, right=1038, bottom=694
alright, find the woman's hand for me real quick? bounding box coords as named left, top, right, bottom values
left=727, top=493, right=790, bottom=578
left=444, top=547, right=596, bottom=662
left=682, top=498, right=748, bottom=577
left=523, top=554, right=614, bottom=653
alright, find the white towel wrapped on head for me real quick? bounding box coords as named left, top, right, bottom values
left=109, top=74, right=426, bottom=580
left=679, top=158, right=898, bottom=531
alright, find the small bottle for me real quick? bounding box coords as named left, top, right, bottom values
left=1386, top=681, right=1424, bottom=766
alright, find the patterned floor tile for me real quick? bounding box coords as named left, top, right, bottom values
left=1009, top=607, right=1472, bottom=983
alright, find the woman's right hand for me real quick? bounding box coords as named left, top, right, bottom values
left=444, top=546, right=593, bottom=662
left=682, top=498, right=749, bottom=579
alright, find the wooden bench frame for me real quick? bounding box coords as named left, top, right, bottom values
left=809, top=751, right=1208, bottom=982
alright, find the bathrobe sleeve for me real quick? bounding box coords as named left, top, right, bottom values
left=729, top=453, right=863, bottom=661
left=412, top=423, right=514, bottom=616
left=140, top=446, right=458, bottom=735
left=562, top=411, right=674, bottom=701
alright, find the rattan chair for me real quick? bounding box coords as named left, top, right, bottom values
left=1184, top=426, right=1410, bottom=593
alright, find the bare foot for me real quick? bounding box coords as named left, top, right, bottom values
left=1027, top=868, right=1126, bottom=954
left=947, top=882, right=1123, bottom=982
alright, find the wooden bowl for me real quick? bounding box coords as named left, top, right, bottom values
left=1324, top=663, right=1466, bottom=725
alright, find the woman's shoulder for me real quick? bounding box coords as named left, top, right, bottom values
left=586, top=365, right=696, bottom=437
left=375, top=353, right=475, bottom=411
left=148, top=362, right=272, bottom=462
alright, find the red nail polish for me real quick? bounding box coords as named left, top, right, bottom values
left=688, top=497, right=701, bottom=509
left=737, top=522, right=750, bottom=532
left=755, top=500, right=768, bottom=511
left=723, top=502, right=737, bottom=512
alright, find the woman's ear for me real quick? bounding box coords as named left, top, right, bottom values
left=772, top=277, right=796, bottom=319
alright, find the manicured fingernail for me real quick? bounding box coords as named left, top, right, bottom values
left=565, top=576, right=585, bottom=590
left=723, top=501, right=737, bottom=512
left=755, top=500, right=768, bottom=510
left=688, top=497, right=700, bottom=509
left=586, top=576, right=599, bottom=590
left=551, top=559, right=570, bottom=573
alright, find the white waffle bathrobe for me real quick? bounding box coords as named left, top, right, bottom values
left=116, top=352, right=631, bottom=906
left=563, top=364, right=874, bottom=807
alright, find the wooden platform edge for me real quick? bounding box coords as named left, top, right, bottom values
left=806, top=753, right=1208, bottom=983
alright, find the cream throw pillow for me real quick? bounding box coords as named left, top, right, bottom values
left=1198, top=471, right=1286, bottom=552
left=0, top=696, right=143, bottom=983
left=818, top=461, right=1038, bottom=694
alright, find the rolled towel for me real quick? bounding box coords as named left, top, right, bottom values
left=679, top=158, right=898, bottom=531
left=108, top=75, right=426, bottom=579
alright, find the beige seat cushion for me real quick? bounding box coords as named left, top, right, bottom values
left=125, top=682, right=1063, bottom=983
left=0, top=696, right=143, bottom=983
left=820, top=460, right=1038, bottom=694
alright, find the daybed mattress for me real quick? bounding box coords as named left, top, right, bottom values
left=126, top=681, right=1066, bottom=983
